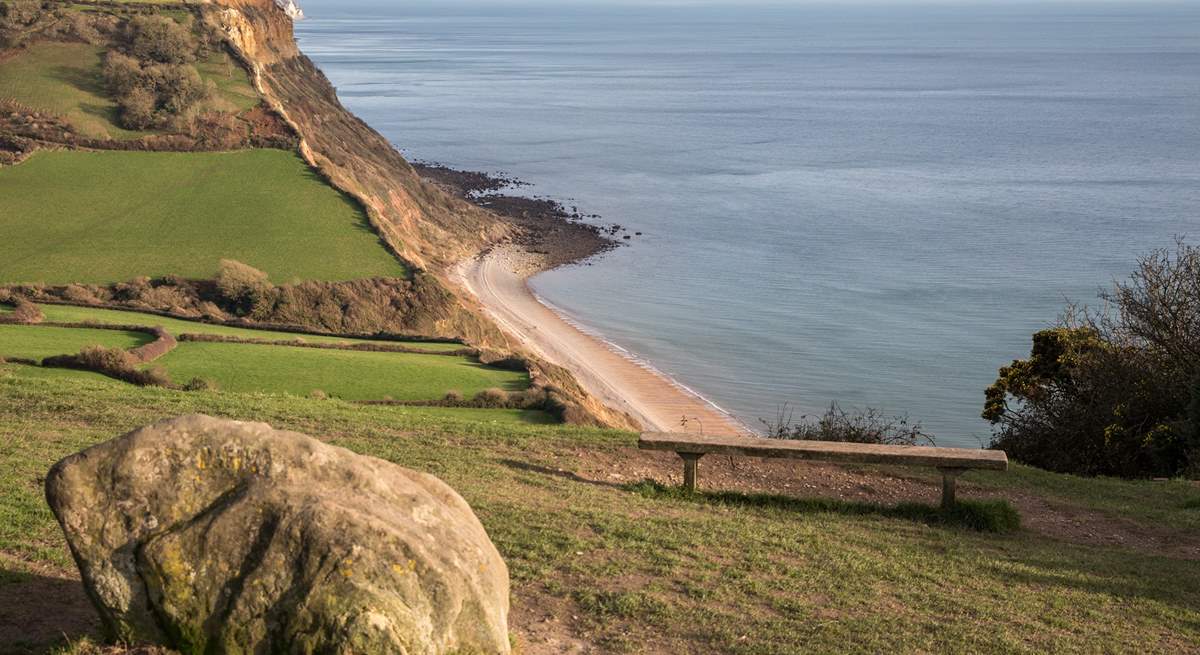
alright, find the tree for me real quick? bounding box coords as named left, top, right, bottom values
left=127, top=15, right=196, bottom=64
left=117, top=87, right=157, bottom=130
left=985, top=240, right=1200, bottom=478
left=102, top=52, right=143, bottom=97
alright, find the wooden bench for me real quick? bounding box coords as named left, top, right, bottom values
left=639, top=432, right=1008, bottom=509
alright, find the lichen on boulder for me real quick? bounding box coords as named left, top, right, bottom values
left=45, top=414, right=510, bottom=654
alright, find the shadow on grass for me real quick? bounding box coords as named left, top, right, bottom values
left=626, top=480, right=1021, bottom=533
left=500, top=459, right=628, bottom=490
left=0, top=567, right=98, bottom=653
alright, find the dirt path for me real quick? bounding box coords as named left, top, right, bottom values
left=456, top=246, right=749, bottom=435
left=565, top=447, right=1200, bottom=561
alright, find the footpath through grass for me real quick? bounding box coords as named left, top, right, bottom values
left=0, top=150, right=406, bottom=285
left=36, top=304, right=464, bottom=352
left=1, top=369, right=1197, bottom=654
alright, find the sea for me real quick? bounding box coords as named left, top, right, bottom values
left=295, top=1, right=1200, bottom=447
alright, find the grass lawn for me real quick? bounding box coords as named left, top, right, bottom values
left=0, top=42, right=258, bottom=140
left=0, top=371, right=1196, bottom=654
left=0, top=150, right=407, bottom=284
left=0, top=324, right=151, bottom=361
left=36, top=304, right=464, bottom=352
left=0, top=42, right=141, bottom=140
left=194, top=50, right=259, bottom=113
left=151, top=341, right=529, bottom=401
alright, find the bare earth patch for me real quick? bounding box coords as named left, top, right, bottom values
left=564, top=447, right=1200, bottom=561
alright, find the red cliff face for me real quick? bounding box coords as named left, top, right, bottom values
left=210, top=0, right=300, bottom=64
left=207, top=0, right=511, bottom=273
left=203, top=1, right=637, bottom=430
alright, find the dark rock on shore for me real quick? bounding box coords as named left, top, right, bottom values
left=412, top=162, right=623, bottom=271
left=46, top=415, right=511, bottom=654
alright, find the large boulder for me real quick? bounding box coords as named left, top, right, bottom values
left=45, top=415, right=510, bottom=654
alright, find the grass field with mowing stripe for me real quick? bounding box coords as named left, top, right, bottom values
left=36, top=304, right=464, bottom=352
left=152, top=341, right=528, bottom=401
left=0, top=150, right=407, bottom=284
left=0, top=324, right=151, bottom=361
left=1, top=371, right=1196, bottom=654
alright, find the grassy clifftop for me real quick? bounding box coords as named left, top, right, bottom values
left=0, top=149, right=405, bottom=284
left=1, top=368, right=1197, bottom=654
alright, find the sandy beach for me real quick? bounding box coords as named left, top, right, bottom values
left=457, top=246, right=750, bottom=436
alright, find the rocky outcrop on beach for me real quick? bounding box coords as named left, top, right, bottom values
left=45, top=415, right=511, bottom=654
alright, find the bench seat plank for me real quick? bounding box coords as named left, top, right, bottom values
left=639, top=432, right=1008, bottom=471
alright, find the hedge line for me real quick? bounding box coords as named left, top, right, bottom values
left=176, top=332, right=474, bottom=357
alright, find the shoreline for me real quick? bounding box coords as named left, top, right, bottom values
left=416, top=161, right=751, bottom=435
left=455, top=245, right=751, bottom=436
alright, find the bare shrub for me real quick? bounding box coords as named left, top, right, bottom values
left=126, top=15, right=196, bottom=65
left=215, top=259, right=276, bottom=317
left=474, top=388, right=510, bottom=407
left=191, top=111, right=248, bottom=150
left=762, top=403, right=935, bottom=446
left=45, top=345, right=172, bottom=387
left=128, top=327, right=177, bottom=363
left=63, top=284, right=99, bottom=304
left=10, top=299, right=44, bottom=324
left=116, top=86, right=157, bottom=130
left=102, top=52, right=143, bottom=97
left=76, top=345, right=137, bottom=371
left=443, top=389, right=464, bottom=403
left=103, top=47, right=209, bottom=131
left=309, top=389, right=328, bottom=400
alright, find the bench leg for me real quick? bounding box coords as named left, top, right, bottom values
left=939, top=467, right=965, bottom=510
left=679, top=452, right=703, bottom=492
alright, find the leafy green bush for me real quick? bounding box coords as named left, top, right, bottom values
left=985, top=240, right=1200, bottom=478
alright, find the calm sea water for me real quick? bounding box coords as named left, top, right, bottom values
left=296, top=1, right=1200, bottom=447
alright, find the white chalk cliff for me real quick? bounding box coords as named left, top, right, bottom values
left=274, top=0, right=303, bottom=20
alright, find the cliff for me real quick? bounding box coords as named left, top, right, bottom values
left=205, top=0, right=638, bottom=430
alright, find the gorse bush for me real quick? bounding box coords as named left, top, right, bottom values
left=183, top=377, right=219, bottom=392
left=985, top=240, right=1200, bottom=478
left=761, top=403, right=935, bottom=447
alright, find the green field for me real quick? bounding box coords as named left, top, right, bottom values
left=1, top=370, right=1196, bottom=654
left=0, top=150, right=407, bottom=284
left=36, top=304, right=464, bottom=352
left=0, top=41, right=258, bottom=140
left=0, top=324, right=151, bottom=361
left=152, top=341, right=528, bottom=400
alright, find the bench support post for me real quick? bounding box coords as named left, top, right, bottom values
left=678, top=452, right=703, bottom=492
left=939, top=467, right=965, bottom=509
